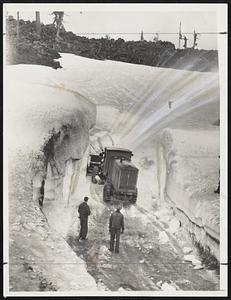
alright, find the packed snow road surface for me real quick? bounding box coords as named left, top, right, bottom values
left=66, top=178, right=219, bottom=292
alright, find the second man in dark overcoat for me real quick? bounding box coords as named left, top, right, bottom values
left=109, top=206, right=124, bottom=253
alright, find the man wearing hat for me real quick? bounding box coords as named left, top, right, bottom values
left=78, top=196, right=91, bottom=240
left=109, top=205, right=124, bottom=253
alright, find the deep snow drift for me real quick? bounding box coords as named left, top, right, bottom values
left=5, top=53, right=220, bottom=292
left=5, top=64, right=97, bottom=291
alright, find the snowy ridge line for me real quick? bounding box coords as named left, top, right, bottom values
left=51, top=83, right=96, bottom=107
left=8, top=69, right=96, bottom=111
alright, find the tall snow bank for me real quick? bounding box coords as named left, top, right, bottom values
left=158, top=128, right=220, bottom=259
left=6, top=65, right=95, bottom=155
left=56, top=53, right=219, bottom=147
left=5, top=64, right=97, bottom=291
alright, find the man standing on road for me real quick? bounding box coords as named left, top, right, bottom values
left=39, top=179, right=45, bottom=207
left=78, top=196, right=91, bottom=241
left=109, top=206, right=124, bottom=253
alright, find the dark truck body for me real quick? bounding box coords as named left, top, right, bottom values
left=86, top=154, right=102, bottom=176
left=111, top=159, right=138, bottom=192
left=87, top=147, right=139, bottom=203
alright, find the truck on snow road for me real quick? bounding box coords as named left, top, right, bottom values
left=86, top=147, right=139, bottom=203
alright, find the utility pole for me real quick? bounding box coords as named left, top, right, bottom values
left=193, top=29, right=199, bottom=49
left=16, top=11, right=19, bottom=40
left=178, top=22, right=182, bottom=49
left=52, top=11, right=65, bottom=39
left=35, top=11, right=41, bottom=37
left=141, top=30, right=144, bottom=41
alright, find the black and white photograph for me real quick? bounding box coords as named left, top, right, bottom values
left=3, top=3, right=228, bottom=296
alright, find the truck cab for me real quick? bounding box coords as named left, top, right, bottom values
left=86, top=146, right=139, bottom=204
left=102, top=147, right=138, bottom=203
left=102, top=147, right=133, bottom=178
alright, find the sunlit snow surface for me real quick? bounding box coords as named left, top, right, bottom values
left=6, top=53, right=219, bottom=152
left=6, top=53, right=220, bottom=292
left=6, top=53, right=219, bottom=244
left=56, top=53, right=219, bottom=147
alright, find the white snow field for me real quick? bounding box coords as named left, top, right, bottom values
left=5, top=53, right=220, bottom=292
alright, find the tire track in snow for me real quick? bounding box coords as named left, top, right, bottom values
left=64, top=129, right=219, bottom=291
left=67, top=178, right=218, bottom=291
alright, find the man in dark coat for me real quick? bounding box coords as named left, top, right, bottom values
left=78, top=196, right=91, bottom=240
left=109, top=206, right=124, bottom=253
left=39, top=179, right=45, bottom=207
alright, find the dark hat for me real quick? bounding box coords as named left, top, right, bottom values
left=84, top=196, right=89, bottom=202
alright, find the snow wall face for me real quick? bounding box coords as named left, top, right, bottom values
left=6, top=65, right=96, bottom=204
left=6, top=65, right=97, bottom=291
left=158, top=128, right=220, bottom=259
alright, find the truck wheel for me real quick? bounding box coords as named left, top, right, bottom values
left=103, top=183, right=111, bottom=202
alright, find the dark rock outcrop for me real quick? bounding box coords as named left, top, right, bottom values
left=5, top=17, right=218, bottom=72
